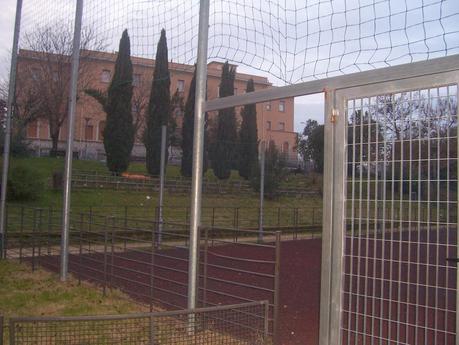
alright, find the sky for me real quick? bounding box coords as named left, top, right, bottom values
left=2, top=0, right=458, bottom=132
left=0, top=0, right=325, bottom=131
left=0, top=1, right=16, bottom=79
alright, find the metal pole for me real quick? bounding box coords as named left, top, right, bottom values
left=188, top=0, right=210, bottom=315
left=273, top=231, right=281, bottom=344
left=157, top=125, right=167, bottom=246
left=258, top=141, right=266, bottom=243
left=0, top=0, right=23, bottom=259
left=60, top=0, right=84, bottom=281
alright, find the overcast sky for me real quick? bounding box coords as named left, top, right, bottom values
left=0, top=1, right=16, bottom=79
left=2, top=0, right=458, bottom=132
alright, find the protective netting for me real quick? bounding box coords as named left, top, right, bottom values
left=208, top=0, right=459, bottom=84
left=15, top=0, right=459, bottom=86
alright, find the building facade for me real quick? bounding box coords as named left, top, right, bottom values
left=17, top=49, right=297, bottom=163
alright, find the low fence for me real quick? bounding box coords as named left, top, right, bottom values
left=71, top=170, right=320, bottom=198
left=4, top=207, right=285, bottom=340
left=1, top=301, right=269, bottom=345
left=4, top=205, right=323, bottom=233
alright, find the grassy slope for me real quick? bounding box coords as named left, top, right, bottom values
left=0, top=260, right=145, bottom=317
left=9, top=157, right=247, bottom=181
left=6, top=157, right=323, bottom=212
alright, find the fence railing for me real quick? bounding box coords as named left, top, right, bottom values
left=1, top=301, right=269, bottom=345
left=4, top=204, right=324, bottom=233
left=71, top=170, right=320, bottom=197
left=4, top=207, right=286, bottom=340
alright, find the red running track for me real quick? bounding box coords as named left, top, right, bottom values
left=37, top=239, right=322, bottom=345
left=34, top=231, right=457, bottom=345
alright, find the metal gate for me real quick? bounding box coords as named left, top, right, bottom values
left=321, top=66, right=459, bottom=345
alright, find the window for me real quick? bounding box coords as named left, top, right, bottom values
left=132, top=104, right=139, bottom=114
left=27, top=121, right=38, bottom=138
left=233, top=88, right=238, bottom=95
left=175, top=108, right=183, bottom=117
left=265, top=102, right=271, bottom=111
left=85, top=124, right=94, bottom=141
left=98, top=121, right=106, bottom=141
left=177, top=80, right=185, bottom=92
left=278, top=122, right=285, bottom=131
left=279, top=100, right=285, bottom=112
left=31, top=68, right=40, bottom=81
left=101, top=69, right=111, bottom=83
left=133, top=74, right=141, bottom=86
left=283, top=142, right=289, bottom=153
left=52, top=71, right=59, bottom=82
left=266, top=121, right=271, bottom=130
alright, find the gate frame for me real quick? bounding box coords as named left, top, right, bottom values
left=203, top=53, right=459, bottom=345
left=329, top=68, right=459, bottom=345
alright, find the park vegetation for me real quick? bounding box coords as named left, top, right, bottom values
left=238, top=79, right=258, bottom=180
left=15, top=22, right=106, bottom=155
left=145, top=29, right=171, bottom=176
left=86, top=30, right=135, bottom=174
left=210, top=62, right=238, bottom=180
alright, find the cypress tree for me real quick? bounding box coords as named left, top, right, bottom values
left=145, top=29, right=170, bottom=175
left=238, top=79, right=258, bottom=179
left=211, top=62, right=237, bottom=180
left=180, top=67, right=209, bottom=178
left=85, top=29, right=134, bottom=174
left=180, top=69, right=197, bottom=177
left=169, top=89, right=183, bottom=148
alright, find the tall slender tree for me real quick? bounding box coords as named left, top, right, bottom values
left=211, top=62, right=237, bottom=180
left=180, top=67, right=209, bottom=177
left=297, top=119, right=324, bottom=173
left=169, top=89, right=183, bottom=149
left=238, top=79, right=258, bottom=179
left=180, top=69, right=197, bottom=177
left=145, top=29, right=170, bottom=175
left=85, top=29, right=134, bottom=174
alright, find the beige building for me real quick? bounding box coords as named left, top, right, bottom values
left=17, top=49, right=297, bottom=163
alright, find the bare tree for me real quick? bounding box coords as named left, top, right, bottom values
left=15, top=22, right=106, bottom=154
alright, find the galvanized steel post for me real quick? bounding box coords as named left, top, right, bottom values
left=258, top=141, right=266, bottom=242
left=60, top=0, right=84, bottom=281
left=188, top=0, right=210, bottom=317
left=0, top=0, right=23, bottom=259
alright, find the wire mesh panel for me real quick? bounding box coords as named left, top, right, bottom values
left=343, top=82, right=458, bottom=344
left=8, top=301, right=268, bottom=345
left=3, top=209, right=280, bottom=339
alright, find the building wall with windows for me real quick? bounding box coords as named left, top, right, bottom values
left=17, top=49, right=297, bottom=161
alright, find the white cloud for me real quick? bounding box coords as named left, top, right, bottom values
left=0, top=0, right=16, bottom=81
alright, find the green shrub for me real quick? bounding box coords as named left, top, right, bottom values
left=7, top=164, right=45, bottom=201
left=250, top=142, right=288, bottom=199
left=52, top=170, right=64, bottom=190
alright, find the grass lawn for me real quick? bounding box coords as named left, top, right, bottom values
left=7, top=188, right=323, bottom=229
left=8, top=156, right=321, bottom=186
left=4, top=157, right=323, bottom=227
left=0, top=261, right=264, bottom=345
left=8, top=157, right=250, bottom=182
left=0, top=260, right=146, bottom=317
